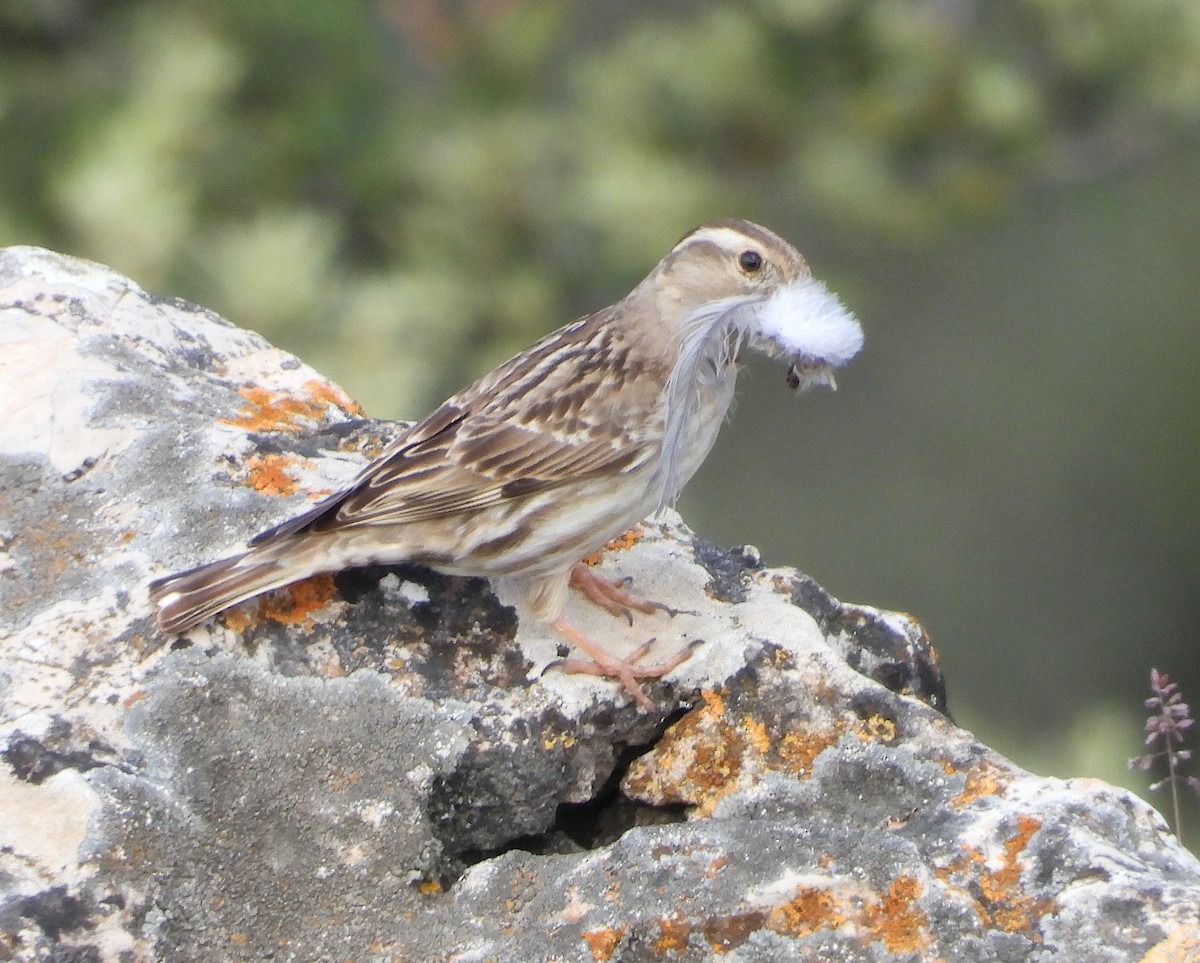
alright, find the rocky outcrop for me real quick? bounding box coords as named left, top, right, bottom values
left=2, top=246, right=1197, bottom=961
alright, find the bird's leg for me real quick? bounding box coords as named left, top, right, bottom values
left=549, top=617, right=697, bottom=710
left=569, top=562, right=674, bottom=624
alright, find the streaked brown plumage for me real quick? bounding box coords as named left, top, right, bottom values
left=149, top=219, right=863, bottom=708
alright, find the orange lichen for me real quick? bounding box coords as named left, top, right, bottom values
left=776, top=728, right=840, bottom=776
left=653, top=914, right=692, bottom=955
left=219, top=380, right=361, bottom=435
left=699, top=688, right=726, bottom=717
left=582, top=926, right=626, bottom=960
left=302, top=378, right=364, bottom=416
left=864, top=876, right=930, bottom=954
left=627, top=688, right=890, bottom=815
left=937, top=815, right=1052, bottom=937
left=581, top=525, right=647, bottom=565
left=856, top=714, right=898, bottom=743
left=258, top=574, right=339, bottom=626
left=605, top=525, right=645, bottom=551
left=417, top=880, right=443, bottom=896
left=1140, top=929, right=1200, bottom=963
left=977, top=816, right=1052, bottom=934
left=244, top=452, right=304, bottom=496
left=622, top=689, right=746, bottom=813
left=221, top=607, right=252, bottom=632
left=765, top=876, right=928, bottom=953
left=951, top=760, right=1013, bottom=808
left=584, top=910, right=788, bottom=958
left=743, top=716, right=771, bottom=756
left=673, top=729, right=743, bottom=805
left=987, top=816, right=1041, bottom=894
left=219, top=386, right=320, bottom=433
left=767, top=886, right=843, bottom=937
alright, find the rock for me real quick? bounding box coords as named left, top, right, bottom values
left=1, top=245, right=1198, bottom=962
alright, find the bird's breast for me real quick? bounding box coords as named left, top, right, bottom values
left=654, top=365, right=738, bottom=510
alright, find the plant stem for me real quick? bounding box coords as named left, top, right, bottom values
left=1169, top=748, right=1183, bottom=837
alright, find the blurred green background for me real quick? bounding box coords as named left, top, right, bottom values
left=3, top=0, right=1198, bottom=844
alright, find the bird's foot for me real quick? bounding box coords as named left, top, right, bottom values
left=569, top=561, right=677, bottom=625
left=548, top=617, right=700, bottom=710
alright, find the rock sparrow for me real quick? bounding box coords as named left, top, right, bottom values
left=150, top=218, right=863, bottom=708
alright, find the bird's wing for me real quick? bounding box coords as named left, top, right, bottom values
left=256, top=311, right=666, bottom=541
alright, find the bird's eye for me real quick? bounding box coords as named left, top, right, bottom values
left=738, top=249, right=763, bottom=273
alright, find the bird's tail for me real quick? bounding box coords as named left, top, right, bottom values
left=149, top=537, right=327, bottom=634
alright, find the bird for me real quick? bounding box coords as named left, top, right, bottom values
left=149, top=218, right=863, bottom=709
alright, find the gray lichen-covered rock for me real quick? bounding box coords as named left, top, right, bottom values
left=1, top=245, right=1198, bottom=962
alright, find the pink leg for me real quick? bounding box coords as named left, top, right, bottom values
left=569, top=562, right=673, bottom=624
left=550, top=617, right=699, bottom=710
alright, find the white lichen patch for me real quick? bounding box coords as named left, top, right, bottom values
left=0, top=768, right=99, bottom=884
left=493, top=512, right=836, bottom=711
left=0, top=312, right=138, bottom=476
left=396, top=578, right=432, bottom=606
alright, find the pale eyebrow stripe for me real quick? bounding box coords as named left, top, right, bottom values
left=671, top=225, right=761, bottom=256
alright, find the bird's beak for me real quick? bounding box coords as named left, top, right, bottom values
left=786, top=359, right=838, bottom=392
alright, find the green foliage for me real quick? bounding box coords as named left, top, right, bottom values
left=1, top=0, right=1197, bottom=414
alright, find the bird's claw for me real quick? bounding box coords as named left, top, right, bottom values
left=569, top=562, right=674, bottom=622
left=548, top=617, right=702, bottom=711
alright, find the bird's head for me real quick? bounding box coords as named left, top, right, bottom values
left=648, top=218, right=863, bottom=391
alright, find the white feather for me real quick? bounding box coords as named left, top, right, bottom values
left=749, top=277, right=863, bottom=365
left=653, top=277, right=862, bottom=511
